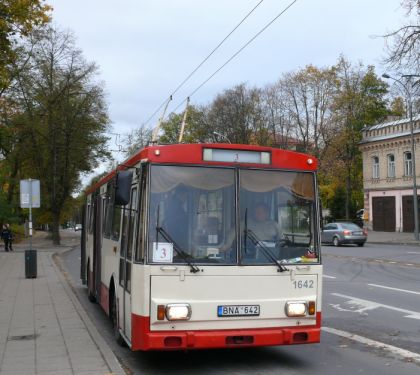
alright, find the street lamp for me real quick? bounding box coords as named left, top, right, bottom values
left=382, top=73, right=420, bottom=240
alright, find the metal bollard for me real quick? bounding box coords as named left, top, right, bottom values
left=25, top=250, right=37, bottom=278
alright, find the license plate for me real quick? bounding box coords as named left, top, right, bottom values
left=353, top=231, right=362, bottom=235
left=217, top=305, right=260, bottom=317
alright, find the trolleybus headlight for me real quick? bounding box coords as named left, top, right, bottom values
left=285, top=301, right=307, bottom=317
left=165, top=303, right=192, bottom=321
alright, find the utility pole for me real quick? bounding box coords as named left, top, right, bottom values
left=383, top=73, right=420, bottom=240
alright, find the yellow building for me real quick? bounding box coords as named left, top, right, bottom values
left=359, top=114, right=420, bottom=232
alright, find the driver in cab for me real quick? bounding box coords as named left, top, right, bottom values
left=219, top=203, right=281, bottom=253
left=248, top=203, right=280, bottom=241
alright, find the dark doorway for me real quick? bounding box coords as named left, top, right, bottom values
left=402, top=195, right=420, bottom=232
left=372, top=197, right=395, bottom=231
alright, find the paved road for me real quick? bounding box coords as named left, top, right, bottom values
left=60, top=233, right=420, bottom=374
left=322, top=243, right=420, bottom=354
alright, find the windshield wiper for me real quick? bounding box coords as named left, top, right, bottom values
left=245, top=228, right=288, bottom=273
left=154, top=205, right=200, bottom=273
left=155, top=225, right=201, bottom=273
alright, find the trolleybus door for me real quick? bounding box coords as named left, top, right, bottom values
left=93, top=194, right=102, bottom=301
left=80, top=204, right=87, bottom=284
left=119, top=186, right=138, bottom=341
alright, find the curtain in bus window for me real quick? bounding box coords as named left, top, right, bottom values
left=240, top=170, right=314, bottom=199
left=151, top=165, right=233, bottom=193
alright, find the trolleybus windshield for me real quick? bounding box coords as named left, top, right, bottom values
left=148, top=165, right=319, bottom=265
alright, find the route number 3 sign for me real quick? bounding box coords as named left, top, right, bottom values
left=152, top=242, right=174, bottom=263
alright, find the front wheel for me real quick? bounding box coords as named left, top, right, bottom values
left=333, top=236, right=340, bottom=247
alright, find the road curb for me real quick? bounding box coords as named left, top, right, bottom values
left=51, top=249, right=126, bottom=375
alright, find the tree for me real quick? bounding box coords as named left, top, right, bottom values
left=0, top=0, right=51, bottom=95
left=3, top=26, right=110, bottom=244
left=281, top=65, right=337, bottom=156
left=123, top=123, right=152, bottom=157
left=207, top=83, right=265, bottom=144
left=390, top=96, right=406, bottom=116
left=261, top=81, right=295, bottom=149
left=384, top=0, right=420, bottom=71
left=159, top=105, right=210, bottom=144
left=321, top=58, right=389, bottom=219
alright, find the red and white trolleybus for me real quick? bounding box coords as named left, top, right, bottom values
left=81, top=143, right=322, bottom=350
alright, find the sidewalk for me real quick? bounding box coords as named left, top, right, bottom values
left=0, top=231, right=124, bottom=375
left=367, top=230, right=420, bottom=246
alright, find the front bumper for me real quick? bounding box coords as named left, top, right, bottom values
left=131, top=313, right=321, bottom=351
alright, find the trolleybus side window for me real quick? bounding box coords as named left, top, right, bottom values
left=103, top=183, right=113, bottom=239
left=135, top=165, right=148, bottom=263
left=120, top=187, right=138, bottom=290
left=88, top=200, right=95, bottom=235
left=120, top=186, right=138, bottom=291
left=111, top=204, right=122, bottom=241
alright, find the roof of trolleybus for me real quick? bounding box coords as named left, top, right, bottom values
left=86, top=144, right=317, bottom=194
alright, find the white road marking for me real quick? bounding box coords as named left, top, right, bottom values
left=388, top=261, right=397, bottom=264
left=323, top=275, right=336, bottom=279
left=368, top=283, right=420, bottom=296
left=405, top=263, right=414, bottom=266
left=406, top=252, right=420, bottom=254
left=322, top=326, right=420, bottom=364
left=331, top=293, right=420, bottom=320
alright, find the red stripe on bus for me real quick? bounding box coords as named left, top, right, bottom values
left=131, top=312, right=321, bottom=351
left=100, top=282, right=110, bottom=316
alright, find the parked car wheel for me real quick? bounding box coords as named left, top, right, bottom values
left=333, top=236, right=340, bottom=247
left=358, top=243, right=365, bottom=247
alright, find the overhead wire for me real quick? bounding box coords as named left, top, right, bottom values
left=172, top=0, right=299, bottom=114
left=141, top=0, right=265, bottom=127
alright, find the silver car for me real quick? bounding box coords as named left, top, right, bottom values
left=321, top=222, right=367, bottom=247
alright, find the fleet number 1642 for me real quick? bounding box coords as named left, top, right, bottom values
left=293, top=280, right=314, bottom=289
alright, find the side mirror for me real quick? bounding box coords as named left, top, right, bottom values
left=115, top=170, right=133, bottom=206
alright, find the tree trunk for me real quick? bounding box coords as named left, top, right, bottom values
left=6, top=157, right=19, bottom=206
left=345, top=166, right=351, bottom=220
left=51, top=210, right=61, bottom=245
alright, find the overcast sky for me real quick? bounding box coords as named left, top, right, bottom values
left=48, top=0, right=406, bottom=175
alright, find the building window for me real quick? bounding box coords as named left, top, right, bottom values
left=404, top=152, right=412, bottom=176
left=387, top=154, right=395, bottom=178
left=372, top=156, right=379, bottom=179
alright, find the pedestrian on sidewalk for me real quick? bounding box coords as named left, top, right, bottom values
left=1, top=224, right=13, bottom=252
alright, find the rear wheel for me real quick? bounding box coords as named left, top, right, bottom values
left=110, top=285, right=126, bottom=347
left=333, top=236, right=340, bottom=247
left=358, top=242, right=365, bottom=247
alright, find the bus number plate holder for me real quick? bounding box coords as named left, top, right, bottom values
left=217, top=305, right=260, bottom=317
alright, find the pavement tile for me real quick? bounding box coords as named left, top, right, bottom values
left=0, top=363, right=36, bottom=372
left=40, top=370, right=74, bottom=375
left=37, top=359, right=72, bottom=373
left=0, top=370, right=36, bottom=375
left=0, top=233, right=119, bottom=375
